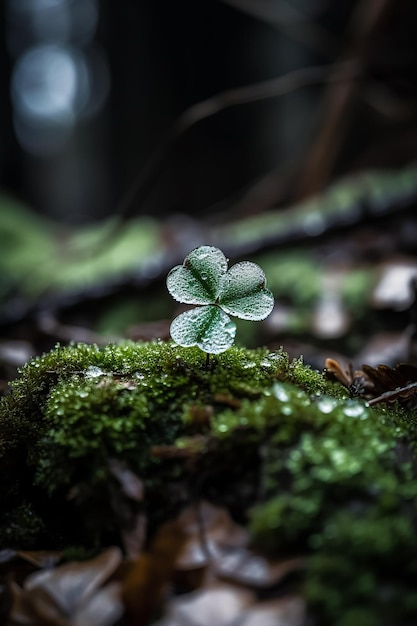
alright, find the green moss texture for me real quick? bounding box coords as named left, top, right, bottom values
left=1, top=340, right=417, bottom=624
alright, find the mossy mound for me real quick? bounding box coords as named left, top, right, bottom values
left=0, top=341, right=290, bottom=548
left=1, top=340, right=417, bottom=624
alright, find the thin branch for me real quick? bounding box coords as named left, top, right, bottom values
left=114, top=60, right=360, bottom=223
left=296, top=0, right=398, bottom=199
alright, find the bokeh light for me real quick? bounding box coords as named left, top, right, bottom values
left=7, top=0, right=109, bottom=158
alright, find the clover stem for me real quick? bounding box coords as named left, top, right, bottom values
left=205, top=352, right=210, bottom=368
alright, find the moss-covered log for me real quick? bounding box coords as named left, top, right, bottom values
left=1, top=340, right=417, bottom=624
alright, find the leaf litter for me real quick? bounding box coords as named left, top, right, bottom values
left=3, top=501, right=305, bottom=626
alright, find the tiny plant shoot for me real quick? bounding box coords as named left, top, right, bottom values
left=167, top=246, right=274, bottom=358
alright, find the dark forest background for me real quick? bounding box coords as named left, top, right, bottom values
left=1, top=0, right=416, bottom=225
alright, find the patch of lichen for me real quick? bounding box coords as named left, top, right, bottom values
left=1, top=340, right=417, bottom=623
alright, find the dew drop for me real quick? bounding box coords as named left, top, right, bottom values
left=342, top=400, right=368, bottom=419
left=85, top=365, right=104, bottom=379
left=317, top=396, right=337, bottom=414
left=260, top=359, right=272, bottom=368
left=262, top=353, right=286, bottom=368
left=273, top=382, right=290, bottom=402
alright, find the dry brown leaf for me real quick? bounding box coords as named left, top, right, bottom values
left=214, top=550, right=305, bottom=589
left=325, top=358, right=417, bottom=406
left=122, top=516, right=189, bottom=623
left=175, top=501, right=248, bottom=571
left=7, top=547, right=123, bottom=626
left=108, top=459, right=145, bottom=502
left=0, top=550, right=61, bottom=571
left=361, top=362, right=417, bottom=395
left=71, top=582, right=122, bottom=626
left=156, top=583, right=255, bottom=626
left=231, top=595, right=305, bottom=626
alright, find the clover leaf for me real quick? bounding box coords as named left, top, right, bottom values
left=167, top=246, right=274, bottom=354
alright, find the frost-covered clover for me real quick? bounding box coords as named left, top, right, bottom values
left=167, top=246, right=274, bottom=354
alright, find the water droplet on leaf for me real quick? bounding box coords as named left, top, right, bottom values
left=170, top=305, right=236, bottom=354
left=219, top=262, right=274, bottom=321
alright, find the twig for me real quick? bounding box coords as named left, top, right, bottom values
left=368, top=383, right=417, bottom=406
left=113, top=60, right=360, bottom=224
left=296, top=0, right=398, bottom=199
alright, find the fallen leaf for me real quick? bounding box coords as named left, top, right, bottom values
left=7, top=547, right=123, bottom=626
left=122, top=516, right=189, bottom=623
left=175, top=501, right=248, bottom=571
left=231, top=595, right=305, bottom=626
left=214, top=550, right=304, bottom=589
left=156, top=583, right=254, bottom=626
left=108, top=459, right=145, bottom=502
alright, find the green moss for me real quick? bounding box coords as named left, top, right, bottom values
left=306, top=508, right=417, bottom=625
left=0, top=196, right=56, bottom=298
left=251, top=250, right=378, bottom=342
left=0, top=195, right=159, bottom=299
left=254, top=251, right=320, bottom=307
left=217, top=162, right=417, bottom=252
left=208, top=377, right=417, bottom=625
left=1, top=339, right=417, bottom=624
left=0, top=503, right=46, bottom=548
left=340, top=267, right=374, bottom=315
left=0, top=341, right=287, bottom=546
